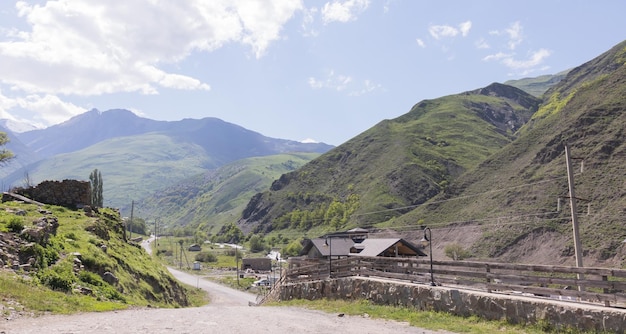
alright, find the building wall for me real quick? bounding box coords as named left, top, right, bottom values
left=242, top=258, right=271, bottom=271
left=12, top=180, right=91, bottom=208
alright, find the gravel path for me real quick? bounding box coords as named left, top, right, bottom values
left=0, top=238, right=452, bottom=333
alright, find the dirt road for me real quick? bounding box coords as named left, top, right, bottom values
left=0, top=238, right=451, bottom=333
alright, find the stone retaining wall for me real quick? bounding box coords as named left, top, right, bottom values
left=11, top=180, right=90, bottom=208
left=278, top=277, right=626, bottom=333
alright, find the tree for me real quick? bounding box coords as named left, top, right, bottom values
left=89, top=169, right=103, bottom=207
left=0, top=132, right=14, bottom=165
left=126, top=217, right=147, bottom=235
left=248, top=234, right=266, bottom=253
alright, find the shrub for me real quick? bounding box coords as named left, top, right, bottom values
left=444, top=243, right=471, bottom=261
left=283, top=238, right=303, bottom=257
left=195, top=251, right=217, bottom=263
left=248, top=234, right=266, bottom=253
left=224, top=248, right=242, bottom=258
left=38, top=264, right=76, bottom=292
left=7, top=217, right=24, bottom=233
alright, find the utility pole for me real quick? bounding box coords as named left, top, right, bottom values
left=236, top=246, right=240, bottom=286
left=129, top=200, right=134, bottom=240
left=154, top=219, right=158, bottom=249
left=565, top=143, right=584, bottom=288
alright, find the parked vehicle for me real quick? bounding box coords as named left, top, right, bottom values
left=252, top=278, right=270, bottom=287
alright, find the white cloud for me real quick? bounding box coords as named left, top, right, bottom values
left=502, top=49, right=551, bottom=70
left=309, top=70, right=352, bottom=91
left=416, top=38, right=425, bottom=48
left=0, top=89, right=83, bottom=126
left=0, top=1, right=304, bottom=127
left=348, top=79, right=382, bottom=96
left=308, top=70, right=381, bottom=96
left=475, top=38, right=490, bottom=49
left=321, top=0, right=370, bottom=24
left=17, top=94, right=85, bottom=125
left=301, top=7, right=320, bottom=37
left=489, top=21, right=524, bottom=50
left=458, top=21, right=472, bottom=37
left=483, top=52, right=511, bottom=62
left=484, top=49, right=551, bottom=75
left=429, top=20, right=472, bottom=39
left=0, top=0, right=303, bottom=98
left=505, top=21, right=524, bottom=50
left=429, top=25, right=458, bottom=39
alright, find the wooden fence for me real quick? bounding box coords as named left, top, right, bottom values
left=283, top=256, right=626, bottom=307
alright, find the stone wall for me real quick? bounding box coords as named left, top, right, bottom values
left=12, top=180, right=91, bottom=208
left=278, top=277, right=626, bottom=333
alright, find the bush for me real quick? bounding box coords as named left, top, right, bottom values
left=248, top=234, right=266, bottom=253
left=283, top=238, right=303, bottom=257
left=195, top=251, right=217, bottom=263
left=7, top=217, right=24, bottom=233
left=224, top=248, right=242, bottom=258
left=444, top=243, right=471, bottom=261
left=19, top=243, right=59, bottom=269
left=38, top=264, right=76, bottom=292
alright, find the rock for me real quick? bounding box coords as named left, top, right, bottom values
left=102, top=271, right=119, bottom=285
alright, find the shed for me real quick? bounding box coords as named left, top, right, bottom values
left=242, top=258, right=272, bottom=271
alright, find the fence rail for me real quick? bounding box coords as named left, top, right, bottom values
left=284, top=257, right=626, bottom=307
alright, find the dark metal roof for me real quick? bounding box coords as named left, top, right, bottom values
left=299, top=237, right=426, bottom=258
left=350, top=238, right=427, bottom=257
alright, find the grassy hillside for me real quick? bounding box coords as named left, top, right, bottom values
left=395, top=40, right=626, bottom=267
left=238, top=83, right=540, bottom=236
left=131, top=153, right=320, bottom=236
left=0, top=200, right=195, bottom=316
left=504, top=70, right=569, bottom=97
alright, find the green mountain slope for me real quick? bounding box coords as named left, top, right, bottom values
left=238, top=83, right=541, bottom=235
left=504, top=70, right=569, bottom=97
left=132, top=153, right=320, bottom=235
left=398, top=40, right=626, bottom=266
left=9, top=133, right=211, bottom=209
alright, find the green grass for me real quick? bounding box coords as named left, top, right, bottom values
left=0, top=274, right=126, bottom=314
left=0, top=202, right=197, bottom=314
left=273, top=299, right=599, bottom=334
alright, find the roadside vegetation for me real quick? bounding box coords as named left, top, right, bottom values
left=275, top=299, right=602, bottom=334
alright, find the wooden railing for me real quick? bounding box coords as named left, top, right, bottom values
left=284, top=257, right=626, bottom=307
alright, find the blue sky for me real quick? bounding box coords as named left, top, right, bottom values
left=0, top=1, right=625, bottom=145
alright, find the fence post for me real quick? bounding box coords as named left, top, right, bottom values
left=486, top=264, right=492, bottom=293
left=603, top=275, right=610, bottom=307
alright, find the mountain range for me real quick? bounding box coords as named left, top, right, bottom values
left=0, top=109, right=333, bottom=208
left=2, top=39, right=625, bottom=268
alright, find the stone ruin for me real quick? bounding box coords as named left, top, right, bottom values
left=7, top=179, right=91, bottom=209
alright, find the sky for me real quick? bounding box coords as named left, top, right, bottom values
left=0, top=1, right=625, bottom=146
